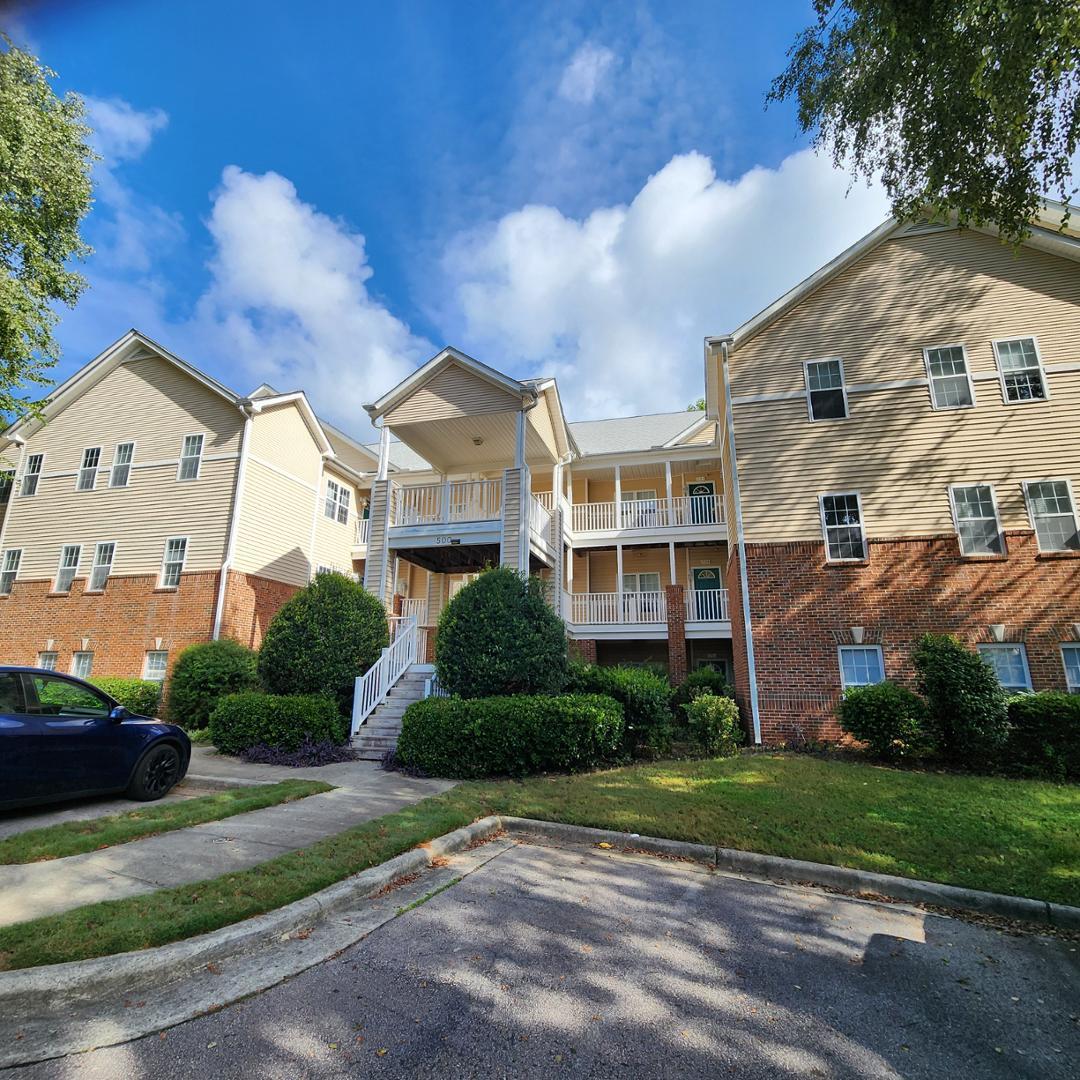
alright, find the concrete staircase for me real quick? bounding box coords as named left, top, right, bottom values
left=351, top=665, right=431, bottom=761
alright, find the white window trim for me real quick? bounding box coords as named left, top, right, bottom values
left=0, top=548, right=22, bottom=595
left=54, top=543, right=81, bottom=593
left=622, top=571, right=662, bottom=593
left=1061, top=644, right=1080, bottom=692
left=70, top=651, right=94, bottom=678
left=143, top=650, right=169, bottom=681
left=1022, top=477, right=1080, bottom=553
left=110, top=441, right=137, bottom=488
left=978, top=643, right=1033, bottom=692
left=37, top=651, right=58, bottom=671
left=837, top=644, right=885, bottom=690
left=818, top=491, right=867, bottom=562
left=992, top=335, right=1051, bottom=406
left=176, top=433, right=206, bottom=482
left=76, top=446, right=103, bottom=492
left=922, top=343, right=976, bottom=411
left=324, top=478, right=351, bottom=524
left=947, top=482, right=1006, bottom=557
left=87, top=541, right=117, bottom=592
left=803, top=356, right=850, bottom=423
left=21, top=453, right=44, bottom=497
left=159, top=535, right=189, bottom=588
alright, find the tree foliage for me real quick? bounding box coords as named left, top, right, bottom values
left=0, top=38, right=94, bottom=417
left=769, top=2, right=1080, bottom=243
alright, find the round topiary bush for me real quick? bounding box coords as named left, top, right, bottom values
left=258, top=572, right=389, bottom=716
left=435, top=567, right=568, bottom=698
left=682, top=692, right=743, bottom=757
left=166, top=639, right=259, bottom=730
left=836, top=681, right=931, bottom=760
left=209, top=691, right=347, bottom=755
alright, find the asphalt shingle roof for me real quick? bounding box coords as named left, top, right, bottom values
left=568, top=411, right=700, bottom=456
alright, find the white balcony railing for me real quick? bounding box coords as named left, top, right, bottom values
left=571, top=494, right=724, bottom=534
left=352, top=615, right=418, bottom=733
left=530, top=494, right=553, bottom=544
left=534, top=490, right=555, bottom=511
left=685, top=588, right=730, bottom=621
left=355, top=518, right=370, bottom=546
left=401, top=597, right=428, bottom=624
left=564, top=590, right=667, bottom=625
left=392, top=479, right=502, bottom=526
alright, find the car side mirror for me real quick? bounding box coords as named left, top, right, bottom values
left=109, top=705, right=130, bottom=723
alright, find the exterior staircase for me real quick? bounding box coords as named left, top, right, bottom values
left=351, top=665, right=430, bottom=760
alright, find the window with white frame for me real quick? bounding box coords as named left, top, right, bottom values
left=949, top=484, right=1004, bottom=555
left=0, top=550, right=21, bottom=595
left=54, top=544, right=81, bottom=593
left=22, top=453, right=43, bottom=497
left=37, top=651, right=57, bottom=671
left=1062, top=645, right=1080, bottom=693
left=1024, top=480, right=1080, bottom=552
left=144, top=651, right=169, bottom=681
left=160, top=537, right=188, bottom=588
left=994, top=337, right=1048, bottom=403
left=924, top=345, right=974, bottom=409
left=77, top=447, right=101, bottom=491
left=110, top=442, right=135, bottom=487
left=88, top=542, right=116, bottom=591
left=978, top=643, right=1032, bottom=692
left=70, top=651, right=93, bottom=678
left=177, top=434, right=204, bottom=481
left=839, top=645, right=885, bottom=690
left=820, top=493, right=866, bottom=561
left=622, top=572, right=661, bottom=594
left=324, top=479, right=350, bottom=524
left=805, top=358, right=848, bottom=421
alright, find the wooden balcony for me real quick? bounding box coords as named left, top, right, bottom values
left=570, top=494, right=725, bottom=538
left=391, top=479, right=503, bottom=526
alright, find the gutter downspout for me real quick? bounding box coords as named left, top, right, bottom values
left=0, top=435, right=27, bottom=557
left=712, top=336, right=761, bottom=744
left=212, top=404, right=254, bottom=641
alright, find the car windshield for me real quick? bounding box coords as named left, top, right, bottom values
left=26, top=674, right=112, bottom=719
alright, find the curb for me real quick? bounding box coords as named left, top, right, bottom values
left=497, top=817, right=1080, bottom=931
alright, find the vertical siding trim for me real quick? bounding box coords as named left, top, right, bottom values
left=308, top=460, right=324, bottom=579
left=0, top=438, right=27, bottom=558
left=212, top=410, right=253, bottom=639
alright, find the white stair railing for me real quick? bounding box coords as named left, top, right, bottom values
left=351, top=615, right=418, bottom=734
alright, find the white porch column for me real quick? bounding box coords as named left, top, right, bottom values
left=668, top=540, right=677, bottom=587
left=665, top=460, right=673, bottom=525
left=515, top=408, right=526, bottom=469
left=376, top=423, right=391, bottom=481
left=614, top=463, right=622, bottom=529
left=616, top=542, right=624, bottom=622
left=441, top=474, right=451, bottom=524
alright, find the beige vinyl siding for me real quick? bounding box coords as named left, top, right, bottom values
left=679, top=420, right=718, bottom=446
left=527, top=400, right=561, bottom=461
left=312, top=465, right=365, bottom=574
left=730, top=229, right=1080, bottom=541
left=386, top=363, right=520, bottom=424
left=3, top=356, right=242, bottom=577
left=231, top=405, right=322, bottom=586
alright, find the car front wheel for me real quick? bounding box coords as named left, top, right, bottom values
left=127, top=744, right=182, bottom=801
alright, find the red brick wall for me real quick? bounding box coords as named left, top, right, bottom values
left=743, top=531, right=1080, bottom=744
left=569, top=638, right=597, bottom=664
left=664, top=584, right=687, bottom=684
left=218, top=570, right=300, bottom=651
left=0, top=571, right=219, bottom=678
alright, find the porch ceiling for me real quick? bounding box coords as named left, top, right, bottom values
left=389, top=411, right=558, bottom=474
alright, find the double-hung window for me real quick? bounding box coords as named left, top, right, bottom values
left=620, top=488, right=659, bottom=527
left=37, top=651, right=57, bottom=671
left=110, top=442, right=135, bottom=487
left=77, top=447, right=101, bottom=491
left=839, top=646, right=885, bottom=690
left=993, top=337, right=1048, bottom=403
left=22, top=454, right=43, bottom=497
left=177, top=434, right=204, bottom=481
left=949, top=484, right=1004, bottom=555
left=978, top=644, right=1032, bottom=692
left=804, top=358, right=848, bottom=421
left=89, top=542, right=116, bottom=591
left=160, top=537, right=188, bottom=588
left=70, top=652, right=94, bottom=679
left=55, top=544, right=81, bottom=593
left=1024, top=480, right=1080, bottom=552
left=324, top=479, right=350, bottom=524
left=820, top=493, right=867, bottom=561
left=924, top=345, right=974, bottom=409
left=1062, top=645, right=1080, bottom=693
left=0, top=550, right=21, bottom=595
left=144, top=651, right=169, bottom=681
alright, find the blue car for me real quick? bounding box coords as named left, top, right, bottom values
left=0, top=666, right=190, bottom=810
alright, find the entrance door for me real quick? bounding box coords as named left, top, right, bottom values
left=690, top=566, right=723, bottom=620
left=687, top=481, right=716, bottom=524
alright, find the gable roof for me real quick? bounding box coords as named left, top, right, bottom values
left=568, top=411, right=706, bottom=456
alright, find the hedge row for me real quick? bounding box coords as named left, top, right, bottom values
left=91, top=677, right=162, bottom=717
left=209, top=692, right=348, bottom=756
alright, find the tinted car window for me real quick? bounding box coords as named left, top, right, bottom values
left=26, top=675, right=111, bottom=719
left=0, top=673, right=24, bottom=713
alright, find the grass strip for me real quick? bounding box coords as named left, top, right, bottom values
left=1, top=754, right=1076, bottom=970
left=0, top=780, right=333, bottom=864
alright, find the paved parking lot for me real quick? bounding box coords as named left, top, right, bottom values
left=11, top=840, right=1079, bottom=1079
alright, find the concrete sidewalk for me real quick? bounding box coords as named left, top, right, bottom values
left=0, top=754, right=454, bottom=928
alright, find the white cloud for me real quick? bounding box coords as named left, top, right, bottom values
left=558, top=43, right=615, bottom=105
left=193, top=166, right=432, bottom=423
left=83, top=96, right=169, bottom=163
left=444, top=148, right=890, bottom=419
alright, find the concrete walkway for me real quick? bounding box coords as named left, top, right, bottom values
left=0, top=750, right=454, bottom=928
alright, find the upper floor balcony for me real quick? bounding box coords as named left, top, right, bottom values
left=391, top=479, right=503, bottom=527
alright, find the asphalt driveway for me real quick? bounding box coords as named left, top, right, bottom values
left=10, top=839, right=1078, bottom=1079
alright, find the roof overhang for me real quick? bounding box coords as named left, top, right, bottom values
left=248, top=390, right=336, bottom=458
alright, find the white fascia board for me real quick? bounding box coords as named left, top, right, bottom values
left=248, top=391, right=336, bottom=458
left=661, top=413, right=712, bottom=448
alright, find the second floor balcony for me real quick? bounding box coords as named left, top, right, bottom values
left=391, top=479, right=503, bottom=526
left=570, top=493, right=724, bottom=535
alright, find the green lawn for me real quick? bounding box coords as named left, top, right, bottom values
left=0, top=780, right=332, bottom=864
left=0, top=754, right=1075, bottom=971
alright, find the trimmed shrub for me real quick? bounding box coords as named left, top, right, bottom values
left=395, top=693, right=623, bottom=778
left=209, top=692, right=348, bottom=755
left=91, top=677, right=162, bottom=717
left=166, top=639, right=259, bottom=730
left=259, top=572, right=388, bottom=716
left=566, top=663, right=673, bottom=756
left=836, top=681, right=932, bottom=760
left=435, top=567, right=568, bottom=698
left=683, top=693, right=743, bottom=757
left=1003, top=692, right=1080, bottom=780
left=913, top=633, right=1009, bottom=763
left=671, top=667, right=734, bottom=711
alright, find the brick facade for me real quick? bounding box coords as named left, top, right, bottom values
left=217, top=570, right=301, bottom=651
left=664, top=584, right=687, bottom=684
left=569, top=638, right=597, bottom=664
left=738, top=531, right=1080, bottom=745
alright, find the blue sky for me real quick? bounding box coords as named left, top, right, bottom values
left=14, top=0, right=889, bottom=435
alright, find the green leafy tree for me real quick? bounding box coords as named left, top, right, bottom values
left=769, top=2, right=1080, bottom=243
left=687, top=398, right=706, bottom=411
left=0, top=37, right=94, bottom=417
